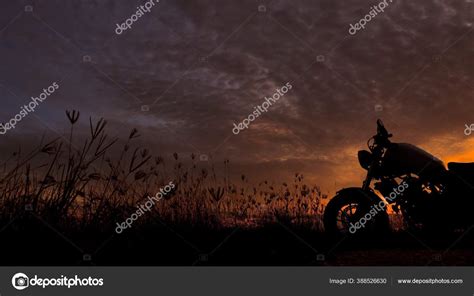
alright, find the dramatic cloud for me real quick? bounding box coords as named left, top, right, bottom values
left=0, top=0, right=472, bottom=193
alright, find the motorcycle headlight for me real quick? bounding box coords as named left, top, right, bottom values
left=358, top=150, right=373, bottom=170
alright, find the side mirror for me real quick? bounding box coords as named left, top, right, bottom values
left=376, top=119, right=392, bottom=138
left=377, top=119, right=384, bottom=128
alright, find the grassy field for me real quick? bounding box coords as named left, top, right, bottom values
left=1, top=111, right=472, bottom=266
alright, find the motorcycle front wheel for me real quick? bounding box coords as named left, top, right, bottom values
left=323, top=190, right=390, bottom=235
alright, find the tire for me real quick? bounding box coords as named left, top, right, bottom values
left=323, top=189, right=390, bottom=236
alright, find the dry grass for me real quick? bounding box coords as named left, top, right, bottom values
left=0, top=111, right=326, bottom=232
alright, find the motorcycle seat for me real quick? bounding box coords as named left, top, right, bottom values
left=447, top=162, right=474, bottom=174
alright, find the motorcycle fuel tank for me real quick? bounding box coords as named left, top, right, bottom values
left=382, top=143, right=446, bottom=178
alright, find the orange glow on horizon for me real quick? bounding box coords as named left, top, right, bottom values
left=444, top=149, right=474, bottom=164
left=439, top=139, right=474, bottom=165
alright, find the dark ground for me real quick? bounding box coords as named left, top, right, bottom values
left=1, top=216, right=473, bottom=266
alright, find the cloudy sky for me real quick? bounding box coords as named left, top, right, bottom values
left=0, top=0, right=473, bottom=193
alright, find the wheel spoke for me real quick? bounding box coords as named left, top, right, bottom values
left=335, top=202, right=363, bottom=232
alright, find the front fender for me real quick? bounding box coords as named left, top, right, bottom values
left=336, top=187, right=386, bottom=205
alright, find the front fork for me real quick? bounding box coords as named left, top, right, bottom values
left=362, top=147, right=384, bottom=191
left=362, top=165, right=397, bottom=204
left=362, top=166, right=375, bottom=191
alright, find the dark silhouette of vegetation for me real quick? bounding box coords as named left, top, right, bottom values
left=0, top=110, right=327, bottom=233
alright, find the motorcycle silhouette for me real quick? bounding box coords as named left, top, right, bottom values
left=324, top=119, right=474, bottom=234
